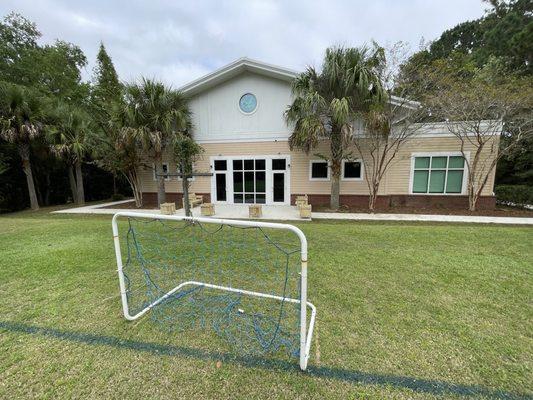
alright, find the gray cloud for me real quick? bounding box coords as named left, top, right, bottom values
left=0, top=0, right=487, bottom=87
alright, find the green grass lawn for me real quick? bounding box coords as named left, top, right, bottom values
left=0, top=210, right=531, bottom=399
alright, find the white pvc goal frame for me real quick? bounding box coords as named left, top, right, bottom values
left=111, top=211, right=316, bottom=371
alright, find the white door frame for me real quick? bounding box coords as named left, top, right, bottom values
left=213, top=171, right=229, bottom=203
left=210, top=155, right=291, bottom=205
left=271, top=167, right=290, bottom=205
left=209, top=158, right=230, bottom=204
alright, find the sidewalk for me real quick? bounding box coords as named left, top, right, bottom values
left=312, top=212, right=533, bottom=225
left=52, top=199, right=533, bottom=225
left=52, top=199, right=145, bottom=215
left=52, top=200, right=301, bottom=220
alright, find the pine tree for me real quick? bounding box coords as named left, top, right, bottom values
left=90, top=42, right=123, bottom=195
left=92, top=42, right=121, bottom=108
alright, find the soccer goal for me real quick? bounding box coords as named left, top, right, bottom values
left=111, top=211, right=316, bottom=371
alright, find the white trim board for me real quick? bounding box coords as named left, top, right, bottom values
left=192, top=120, right=503, bottom=144
left=196, top=136, right=289, bottom=144
left=410, top=120, right=503, bottom=137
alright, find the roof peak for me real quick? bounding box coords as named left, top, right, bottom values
left=179, top=57, right=420, bottom=109
left=179, top=57, right=298, bottom=96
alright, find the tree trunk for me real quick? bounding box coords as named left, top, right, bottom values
left=330, top=172, right=340, bottom=210
left=154, top=154, right=166, bottom=206
left=75, top=160, right=85, bottom=205
left=368, top=180, right=381, bottom=212
left=469, top=184, right=479, bottom=212
left=181, top=161, right=191, bottom=217
left=182, top=178, right=191, bottom=217
left=125, top=169, right=143, bottom=208
left=68, top=165, right=78, bottom=203
left=329, top=128, right=342, bottom=210
left=368, top=191, right=377, bottom=211
left=35, top=173, right=43, bottom=206
left=112, top=173, right=117, bottom=196
left=18, top=144, right=39, bottom=210
left=466, top=149, right=482, bottom=212
left=44, top=171, right=51, bottom=206
left=466, top=173, right=477, bottom=211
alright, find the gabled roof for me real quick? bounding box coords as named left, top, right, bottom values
left=179, top=57, right=420, bottom=110
left=390, top=96, right=420, bottom=110
left=179, top=57, right=298, bottom=96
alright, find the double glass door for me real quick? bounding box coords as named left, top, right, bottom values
left=213, top=157, right=288, bottom=205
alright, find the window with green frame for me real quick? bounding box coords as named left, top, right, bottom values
left=412, top=155, right=465, bottom=194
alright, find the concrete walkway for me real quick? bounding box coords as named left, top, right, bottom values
left=312, top=212, right=533, bottom=225
left=52, top=199, right=142, bottom=215
left=182, top=204, right=302, bottom=220
left=53, top=200, right=303, bottom=220
left=52, top=199, right=533, bottom=225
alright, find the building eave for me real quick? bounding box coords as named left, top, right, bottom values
left=390, top=95, right=421, bottom=110
left=179, top=57, right=299, bottom=97
left=179, top=57, right=422, bottom=114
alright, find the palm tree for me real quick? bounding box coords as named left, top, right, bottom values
left=285, top=46, right=384, bottom=209
left=119, top=78, right=191, bottom=206
left=91, top=100, right=145, bottom=208
left=48, top=103, right=91, bottom=204
left=0, top=83, right=45, bottom=210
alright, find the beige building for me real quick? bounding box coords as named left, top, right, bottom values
left=139, top=58, right=499, bottom=209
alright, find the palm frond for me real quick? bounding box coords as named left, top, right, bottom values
left=0, top=82, right=46, bottom=145
left=286, top=44, right=386, bottom=154
left=118, top=78, right=192, bottom=154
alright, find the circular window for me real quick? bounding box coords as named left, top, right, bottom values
left=239, top=93, right=257, bottom=114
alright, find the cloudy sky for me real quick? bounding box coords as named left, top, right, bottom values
left=1, top=0, right=488, bottom=87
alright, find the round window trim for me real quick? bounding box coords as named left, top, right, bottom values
left=238, top=93, right=258, bottom=114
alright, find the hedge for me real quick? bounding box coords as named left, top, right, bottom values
left=495, top=185, right=533, bottom=206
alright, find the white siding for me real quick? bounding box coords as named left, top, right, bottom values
left=189, top=71, right=293, bottom=143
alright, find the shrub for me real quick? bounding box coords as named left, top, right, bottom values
left=495, top=185, right=533, bottom=206
left=111, top=193, right=125, bottom=201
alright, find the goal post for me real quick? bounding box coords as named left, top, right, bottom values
left=111, top=211, right=316, bottom=371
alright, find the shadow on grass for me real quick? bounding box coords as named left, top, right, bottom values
left=0, top=321, right=529, bottom=400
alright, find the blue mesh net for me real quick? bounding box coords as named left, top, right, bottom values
left=120, top=216, right=302, bottom=359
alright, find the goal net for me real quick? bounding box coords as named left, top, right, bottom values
left=111, top=212, right=316, bottom=370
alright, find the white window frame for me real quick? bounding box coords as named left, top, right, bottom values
left=341, top=159, right=363, bottom=181
left=176, top=162, right=196, bottom=181
left=408, top=152, right=469, bottom=195
left=211, top=159, right=229, bottom=203
left=209, top=155, right=291, bottom=205
left=153, top=163, right=170, bottom=181
left=237, top=92, right=259, bottom=115
left=309, top=160, right=330, bottom=181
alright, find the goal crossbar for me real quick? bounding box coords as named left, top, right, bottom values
left=111, top=211, right=316, bottom=371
